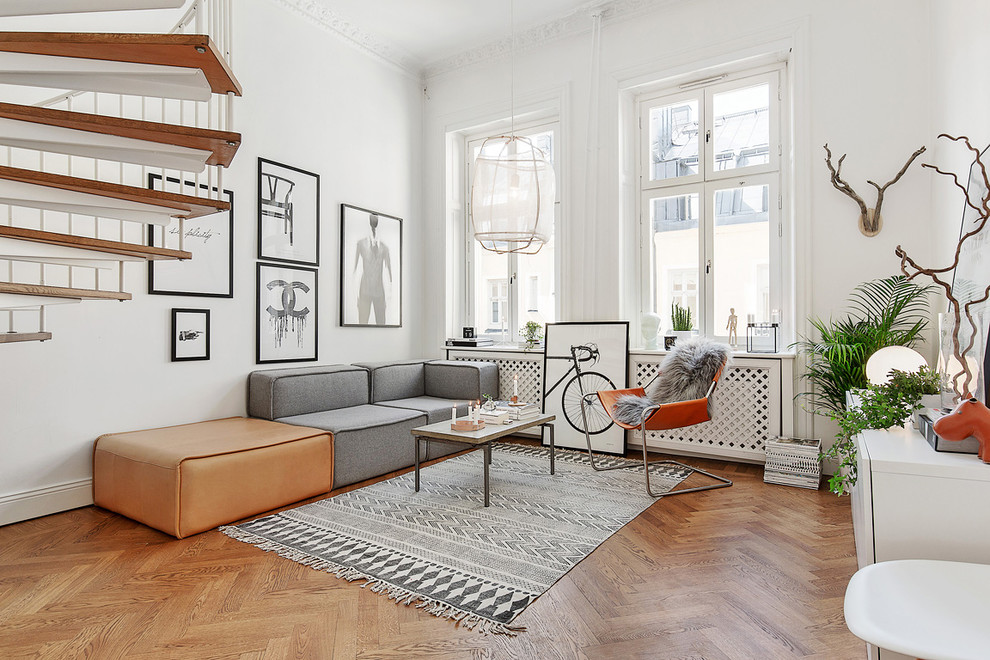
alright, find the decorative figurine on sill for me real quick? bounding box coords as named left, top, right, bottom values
left=726, top=308, right=738, bottom=347
left=934, top=397, right=990, bottom=463
left=641, top=312, right=661, bottom=350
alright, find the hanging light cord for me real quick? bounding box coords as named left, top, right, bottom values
left=510, top=0, right=515, bottom=137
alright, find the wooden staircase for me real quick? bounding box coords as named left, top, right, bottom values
left=0, top=1, right=241, bottom=343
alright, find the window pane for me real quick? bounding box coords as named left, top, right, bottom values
left=713, top=184, right=770, bottom=335
left=650, top=193, right=699, bottom=329
left=516, top=238, right=554, bottom=327
left=712, top=83, right=770, bottom=172
left=649, top=100, right=699, bottom=181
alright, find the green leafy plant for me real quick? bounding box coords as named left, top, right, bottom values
left=671, top=303, right=692, bottom=331
left=794, top=276, right=934, bottom=417
left=521, top=321, right=543, bottom=349
left=825, top=381, right=918, bottom=495
left=887, top=365, right=942, bottom=401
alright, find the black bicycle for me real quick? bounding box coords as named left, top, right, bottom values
left=544, top=343, right=616, bottom=434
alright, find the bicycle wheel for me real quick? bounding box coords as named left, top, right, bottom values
left=561, top=371, right=616, bottom=435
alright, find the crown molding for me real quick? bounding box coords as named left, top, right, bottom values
left=424, top=0, right=687, bottom=79
left=271, top=0, right=421, bottom=78
left=272, top=0, right=688, bottom=81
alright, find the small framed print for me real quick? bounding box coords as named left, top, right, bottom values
left=258, top=158, right=320, bottom=266
left=148, top=174, right=234, bottom=298
left=256, top=262, right=318, bottom=364
left=171, top=308, right=210, bottom=362
left=340, top=203, right=402, bottom=327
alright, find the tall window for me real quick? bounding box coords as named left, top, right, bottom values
left=467, top=122, right=559, bottom=341
left=639, top=67, right=784, bottom=342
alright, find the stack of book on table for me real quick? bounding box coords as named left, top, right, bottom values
left=763, top=436, right=821, bottom=489
left=477, top=408, right=510, bottom=424
left=494, top=401, right=541, bottom=422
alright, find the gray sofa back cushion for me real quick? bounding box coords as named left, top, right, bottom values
left=248, top=365, right=370, bottom=420
left=425, top=360, right=498, bottom=400
left=352, top=360, right=427, bottom=402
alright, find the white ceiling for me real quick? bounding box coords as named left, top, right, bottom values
left=311, top=0, right=600, bottom=70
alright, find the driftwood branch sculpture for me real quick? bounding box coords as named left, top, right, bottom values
left=824, top=143, right=927, bottom=236
left=896, top=134, right=990, bottom=400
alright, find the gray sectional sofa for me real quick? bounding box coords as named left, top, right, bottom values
left=248, top=359, right=498, bottom=488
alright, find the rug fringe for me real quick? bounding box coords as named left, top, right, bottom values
left=218, top=525, right=525, bottom=636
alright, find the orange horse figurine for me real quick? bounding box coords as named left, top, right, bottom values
left=933, top=398, right=990, bottom=463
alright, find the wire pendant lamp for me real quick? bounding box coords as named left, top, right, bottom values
left=470, top=1, right=556, bottom=255
left=471, top=135, right=555, bottom=254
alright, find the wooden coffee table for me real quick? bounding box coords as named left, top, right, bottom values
left=411, top=414, right=556, bottom=507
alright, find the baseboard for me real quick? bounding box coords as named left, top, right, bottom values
left=0, top=479, right=93, bottom=527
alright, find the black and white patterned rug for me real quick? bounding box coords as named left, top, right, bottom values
left=221, top=443, right=690, bottom=635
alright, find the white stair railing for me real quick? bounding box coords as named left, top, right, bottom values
left=0, top=0, right=234, bottom=339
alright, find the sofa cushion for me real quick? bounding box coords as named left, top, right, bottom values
left=248, top=365, right=369, bottom=420
left=277, top=404, right=427, bottom=489
left=352, top=359, right=427, bottom=402
left=425, top=360, right=498, bottom=401
left=377, top=397, right=471, bottom=424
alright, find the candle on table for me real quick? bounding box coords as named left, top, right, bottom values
left=513, top=373, right=519, bottom=398
left=451, top=407, right=457, bottom=421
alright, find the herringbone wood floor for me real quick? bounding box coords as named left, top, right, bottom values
left=0, top=443, right=864, bottom=659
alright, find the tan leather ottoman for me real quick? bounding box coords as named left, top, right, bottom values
left=93, top=417, right=333, bottom=538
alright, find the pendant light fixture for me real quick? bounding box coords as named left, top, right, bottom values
left=470, top=0, right=556, bottom=255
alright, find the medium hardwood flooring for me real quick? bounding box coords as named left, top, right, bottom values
left=0, top=443, right=864, bottom=659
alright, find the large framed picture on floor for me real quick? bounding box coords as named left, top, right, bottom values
left=541, top=321, right=629, bottom=454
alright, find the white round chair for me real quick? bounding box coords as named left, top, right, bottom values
left=844, top=559, right=990, bottom=660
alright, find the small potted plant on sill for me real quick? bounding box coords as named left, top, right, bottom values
left=667, top=303, right=694, bottom=347
left=521, top=321, right=543, bottom=350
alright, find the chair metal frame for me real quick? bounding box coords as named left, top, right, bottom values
left=576, top=357, right=733, bottom=498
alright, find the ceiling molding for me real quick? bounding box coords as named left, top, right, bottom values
left=423, top=0, right=686, bottom=79
left=271, top=0, right=421, bottom=78
left=272, top=0, right=687, bottom=80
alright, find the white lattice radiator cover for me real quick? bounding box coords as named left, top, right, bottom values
left=633, top=357, right=781, bottom=462
left=448, top=351, right=544, bottom=404
left=447, top=350, right=784, bottom=462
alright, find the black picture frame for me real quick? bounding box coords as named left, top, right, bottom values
left=339, top=203, right=402, bottom=327
left=256, top=262, right=318, bottom=364
left=258, top=158, right=320, bottom=266
left=541, top=321, right=629, bottom=455
left=147, top=174, right=234, bottom=298
left=171, top=308, right=210, bottom=362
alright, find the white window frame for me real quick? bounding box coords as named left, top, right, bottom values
left=464, top=119, right=560, bottom=343
left=638, top=65, right=786, bottom=344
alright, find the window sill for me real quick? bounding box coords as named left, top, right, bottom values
left=630, top=347, right=796, bottom=359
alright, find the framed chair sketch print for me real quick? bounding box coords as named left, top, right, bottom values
left=258, top=158, right=319, bottom=266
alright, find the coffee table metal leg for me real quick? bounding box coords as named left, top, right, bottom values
left=548, top=423, right=555, bottom=475
left=414, top=436, right=421, bottom=492
left=483, top=443, right=491, bottom=507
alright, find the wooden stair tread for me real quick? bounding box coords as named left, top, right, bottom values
left=0, top=33, right=241, bottom=96
left=0, top=331, right=51, bottom=343
left=0, top=102, right=240, bottom=167
left=0, top=225, right=191, bottom=261
left=0, top=282, right=130, bottom=301
left=0, top=165, right=229, bottom=219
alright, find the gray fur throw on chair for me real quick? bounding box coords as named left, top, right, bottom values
left=611, top=337, right=733, bottom=425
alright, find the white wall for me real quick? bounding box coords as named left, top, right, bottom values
left=0, top=0, right=423, bottom=524
left=422, top=0, right=934, bottom=444
left=931, top=0, right=990, bottom=260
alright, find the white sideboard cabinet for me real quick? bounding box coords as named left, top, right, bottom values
left=850, top=427, right=990, bottom=659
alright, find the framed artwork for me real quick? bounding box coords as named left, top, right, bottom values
left=258, top=158, right=320, bottom=265
left=147, top=174, right=233, bottom=297
left=256, top=262, right=318, bottom=364
left=339, top=203, right=402, bottom=327
left=171, top=308, right=210, bottom=362
left=541, top=321, right=629, bottom=454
